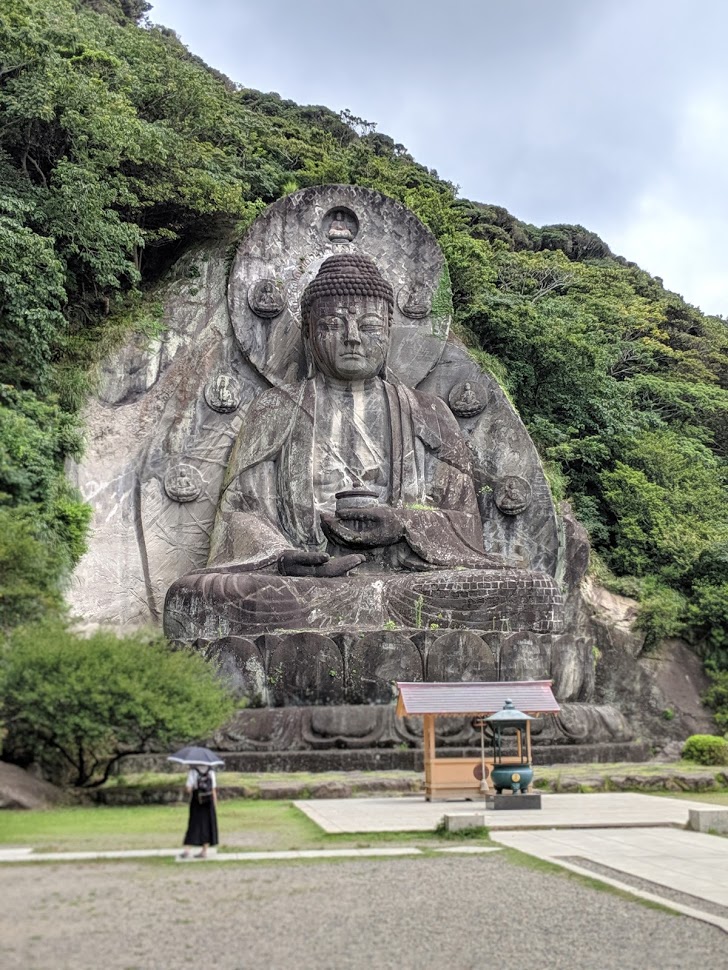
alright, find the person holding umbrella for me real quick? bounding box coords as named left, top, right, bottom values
left=168, top=746, right=224, bottom=860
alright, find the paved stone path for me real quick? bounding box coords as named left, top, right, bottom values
left=492, top=827, right=728, bottom=933
left=0, top=845, right=499, bottom=863
left=294, top=791, right=709, bottom=832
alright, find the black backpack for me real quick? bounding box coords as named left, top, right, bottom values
left=197, top=770, right=213, bottom=804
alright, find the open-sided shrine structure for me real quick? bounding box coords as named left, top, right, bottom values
left=396, top=681, right=560, bottom=800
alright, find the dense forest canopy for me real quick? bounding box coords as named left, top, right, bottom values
left=1, top=0, right=727, bottom=672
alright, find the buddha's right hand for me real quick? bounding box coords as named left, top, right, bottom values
left=278, top=550, right=365, bottom=577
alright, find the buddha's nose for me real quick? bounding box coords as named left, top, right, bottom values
left=343, top=318, right=362, bottom=343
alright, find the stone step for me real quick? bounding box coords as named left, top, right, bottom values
left=688, top=808, right=728, bottom=834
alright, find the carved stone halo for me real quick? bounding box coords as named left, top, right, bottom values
left=494, top=475, right=532, bottom=516
left=204, top=374, right=242, bottom=413
left=448, top=380, right=488, bottom=418
left=323, top=207, right=359, bottom=243
left=397, top=280, right=433, bottom=319
left=247, top=278, right=285, bottom=319
left=164, top=463, right=204, bottom=503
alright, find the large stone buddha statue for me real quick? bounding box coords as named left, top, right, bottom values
left=164, top=253, right=561, bottom=639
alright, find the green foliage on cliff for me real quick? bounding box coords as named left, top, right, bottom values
left=1, top=0, right=727, bottom=666
left=704, top=667, right=728, bottom=732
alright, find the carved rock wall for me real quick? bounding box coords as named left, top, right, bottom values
left=65, top=186, right=714, bottom=750
left=68, top=187, right=560, bottom=628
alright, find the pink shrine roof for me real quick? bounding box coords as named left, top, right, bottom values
left=395, top=681, right=560, bottom=717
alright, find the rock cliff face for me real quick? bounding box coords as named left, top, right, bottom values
left=555, top=506, right=713, bottom=745
left=67, top=187, right=715, bottom=753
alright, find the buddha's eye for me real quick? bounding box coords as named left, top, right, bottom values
left=317, top=317, right=345, bottom=331
left=358, top=316, right=386, bottom=333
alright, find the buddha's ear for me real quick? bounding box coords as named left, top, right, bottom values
left=302, top=316, right=316, bottom=379
left=380, top=307, right=395, bottom=381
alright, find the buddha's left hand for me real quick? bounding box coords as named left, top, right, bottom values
left=321, top=507, right=405, bottom=548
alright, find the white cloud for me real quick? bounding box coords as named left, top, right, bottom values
left=607, top=83, right=728, bottom=316
left=145, top=0, right=728, bottom=315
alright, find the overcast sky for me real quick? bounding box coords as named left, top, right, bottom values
left=148, top=0, right=728, bottom=317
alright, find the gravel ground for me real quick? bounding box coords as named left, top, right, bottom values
left=2, top=855, right=725, bottom=970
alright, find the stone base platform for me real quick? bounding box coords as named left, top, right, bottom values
left=191, top=627, right=594, bottom=706
left=165, top=569, right=564, bottom=645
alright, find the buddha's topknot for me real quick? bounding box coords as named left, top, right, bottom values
left=302, top=254, right=394, bottom=322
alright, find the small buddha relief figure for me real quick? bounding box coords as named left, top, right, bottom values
left=248, top=278, right=284, bottom=318
left=165, top=464, right=203, bottom=503
left=204, top=374, right=241, bottom=414
left=494, top=475, right=532, bottom=516
left=326, top=208, right=357, bottom=243
left=397, top=279, right=431, bottom=319
left=449, top=380, right=488, bottom=418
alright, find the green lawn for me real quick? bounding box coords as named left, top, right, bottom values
left=649, top=791, right=728, bottom=806
left=0, top=800, right=464, bottom=853
left=536, top=760, right=728, bottom=780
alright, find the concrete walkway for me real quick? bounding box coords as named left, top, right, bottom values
left=492, top=827, right=728, bottom=933
left=294, top=791, right=709, bottom=833
left=0, top=845, right=500, bottom=864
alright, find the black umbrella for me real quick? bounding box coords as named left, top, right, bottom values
left=167, top=745, right=225, bottom=767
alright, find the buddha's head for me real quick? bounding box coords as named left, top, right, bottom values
left=302, top=254, right=394, bottom=381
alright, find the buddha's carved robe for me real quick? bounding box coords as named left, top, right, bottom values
left=164, top=376, right=563, bottom=636
left=207, top=376, right=499, bottom=573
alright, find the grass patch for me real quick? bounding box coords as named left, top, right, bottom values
left=537, top=760, right=728, bottom=781
left=647, top=791, right=728, bottom=806
left=0, top=800, right=491, bottom=854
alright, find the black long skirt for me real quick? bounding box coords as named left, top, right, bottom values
left=183, top=794, right=219, bottom=847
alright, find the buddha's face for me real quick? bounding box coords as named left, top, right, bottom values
left=310, top=295, right=389, bottom=381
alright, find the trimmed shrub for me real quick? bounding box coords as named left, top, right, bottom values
left=681, top=734, right=728, bottom=766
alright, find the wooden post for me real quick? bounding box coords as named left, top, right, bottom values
left=423, top=714, right=436, bottom=800
left=526, top=721, right=534, bottom=792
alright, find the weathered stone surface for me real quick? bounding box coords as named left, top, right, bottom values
left=0, top=761, right=68, bottom=810
left=637, top=638, right=715, bottom=736
left=67, top=242, right=267, bottom=628
left=200, top=637, right=266, bottom=703
left=424, top=630, right=497, bottom=682
left=307, top=780, right=353, bottom=799
left=165, top=570, right=565, bottom=640
left=419, top=339, right=560, bottom=576
left=66, top=184, right=716, bottom=752
left=347, top=632, right=422, bottom=704
left=159, top=190, right=566, bottom=711
left=268, top=633, right=344, bottom=706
